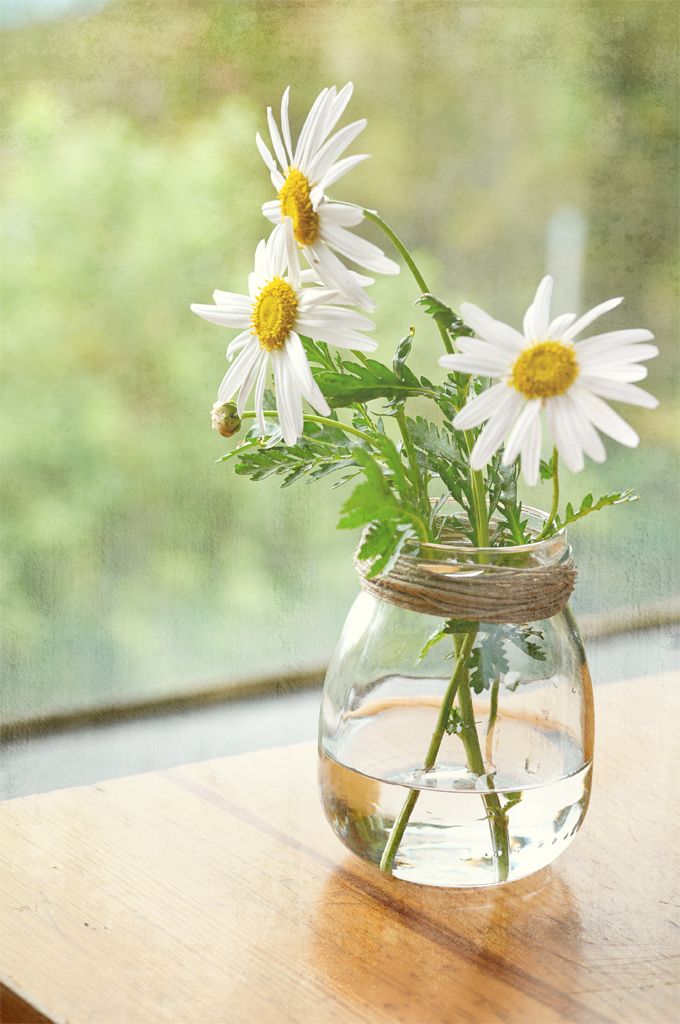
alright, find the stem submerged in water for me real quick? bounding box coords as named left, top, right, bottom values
left=364, top=207, right=511, bottom=882
left=379, top=631, right=476, bottom=874
left=456, top=668, right=510, bottom=883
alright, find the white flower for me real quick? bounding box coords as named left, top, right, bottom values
left=439, top=275, right=659, bottom=485
left=256, top=83, right=399, bottom=310
left=190, top=222, right=376, bottom=445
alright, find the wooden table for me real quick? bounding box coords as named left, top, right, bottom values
left=1, top=672, right=678, bottom=1024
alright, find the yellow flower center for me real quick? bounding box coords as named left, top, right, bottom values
left=278, top=168, right=320, bottom=246
left=511, top=341, right=579, bottom=399
left=251, top=277, right=298, bottom=351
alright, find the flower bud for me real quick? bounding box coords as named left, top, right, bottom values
left=211, top=401, right=241, bottom=438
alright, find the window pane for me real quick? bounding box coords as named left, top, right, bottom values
left=2, top=1, right=678, bottom=722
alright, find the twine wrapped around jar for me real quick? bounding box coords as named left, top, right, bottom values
left=355, top=511, right=577, bottom=624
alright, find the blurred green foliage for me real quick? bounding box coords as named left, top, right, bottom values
left=1, top=0, right=678, bottom=718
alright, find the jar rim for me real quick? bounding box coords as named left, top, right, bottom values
left=402, top=504, right=568, bottom=566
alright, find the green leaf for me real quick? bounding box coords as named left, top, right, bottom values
left=357, top=519, right=418, bottom=577
left=504, top=624, right=546, bottom=663
left=554, top=489, right=638, bottom=531
left=417, top=293, right=472, bottom=341
left=424, top=619, right=546, bottom=694
left=233, top=430, right=359, bottom=488
left=417, top=626, right=447, bottom=663
left=337, top=449, right=397, bottom=529
left=337, top=448, right=426, bottom=578
left=300, top=336, right=338, bottom=371
left=315, top=357, right=421, bottom=409
left=393, top=329, right=414, bottom=380
left=407, top=415, right=464, bottom=465
left=540, top=458, right=555, bottom=481
left=445, top=706, right=464, bottom=736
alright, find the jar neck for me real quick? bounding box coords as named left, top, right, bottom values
left=405, top=506, right=569, bottom=570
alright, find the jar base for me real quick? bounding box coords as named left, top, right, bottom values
left=319, top=748, right=592, bottom=888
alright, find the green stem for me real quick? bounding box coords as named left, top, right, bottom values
left=239, top=410, right=373, bottom=444
left=537, top=448, right=560, bottom=540
left=361, top=210, right=430, bottom=295
left=352, top=205, right=491, bottom=542
left=380, top=630, right=477, bottom=874
left=456, top=670, right=510, bottom=883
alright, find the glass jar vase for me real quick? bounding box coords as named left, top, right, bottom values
left=318, top=510, right=594, bottom=888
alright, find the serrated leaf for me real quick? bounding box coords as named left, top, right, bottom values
left=337, top=448, right=426, bottom=577
left=540, top=458, right=555, bottom=481
left=393, top=330, right=414, bottom=380
left=417, top=293, right=472, bottom=340
left=316, top=357, right=421, bottom=409
left=553, top=488, right=638, bottom=531
left=407, top=416, right=463, bottom=465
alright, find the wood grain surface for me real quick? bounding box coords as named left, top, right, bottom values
left=1, top=672, right=678, bottom=1024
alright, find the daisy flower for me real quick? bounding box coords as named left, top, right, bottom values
left=190, top=222, right=376, bottom=445
left=440, top=275, right=658, bottom=485
left=256, top=83, right=399, bottom=310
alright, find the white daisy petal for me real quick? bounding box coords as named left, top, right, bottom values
left=459, top=302, right=525, bottom=351
left=562, top=296, right=624, bottom=341
left=449, top=381, right=511, bottom=430
left=287, top=331, right=331, bottom=415
left=293, top=87, right=329, bottom=169
left=282, top=219, right=300, bottom=289
left=283, top=353, right=304, bottom=440
left=450, top=338, right=514, bottom=373
left=267, top=106, right=288, bottom=172
left=266, top=223, right=288, bottom=278
left=319, top=155, right=370, bottom=192
left=321, top=223, right=399, bottom=275
left=439, top=352, right=510, bottom=376
left=190, top=304, right=250, bottom=329
left=324, top=82, right=354, bottom=138
left=502, top=399, right=541, bottom=466
left=272, top=348, right=301, bottom=444
left=306, top=242, right=375, bottom=310
left=547, top=313, right=577, bottom=339
left=574, top=329, right=655, bottom=356
left=299, top=88, right=338, bottom=172
left=527, top=275, right=553, bottom=338
left=563, top=394, right=606, bottom=463
left=581, top=365, right=648, bottom=384
left=253, top=238, right=268, bottom=282
left=469, top=391, right=522, bottom=469
left=296, top=305, right=373, bottom=331
left=237, top=350, right=266, bottom=416
left=280, top=86, right=293, bottom=162
left=577, top=343, right=659, bottom=367
left=253, top=355, right=269, bottom=434
left=545, top=395, right=584, bottom=473
left=227, top=330, right=254, bottom=360
left=217, top=338, right=261, bottom=403
left=320, top=200, right=365, bottom=227
left=300, top=323, right=376, bottom=351
left=262, top=199, right=282, bottom=225
left=211, top=291, right=252, bottom=312
left=569, top=388, right=639, bottom=447
left=301, top=266, right=374, bottom=299
left=298, top=287, right=341, bottom=310
left=285, top=330, right=316, bottom=394
left=256, top=132, right=284, bottom=188
left=520, top=415, right=542, bottom=486
left=580, top=379, right=659, bottom=409
left=308, top=119, right=367, bottom=183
